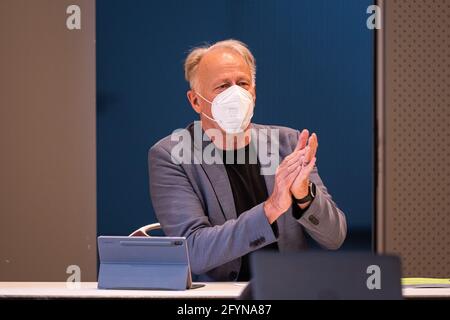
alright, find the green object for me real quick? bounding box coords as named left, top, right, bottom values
left=402, top=278, right=450, bottom=287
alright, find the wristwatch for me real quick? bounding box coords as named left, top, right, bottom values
left=293, top=182, right=316, bottom=204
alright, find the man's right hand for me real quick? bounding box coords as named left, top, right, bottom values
left=264, top=148, right=304, bottom=224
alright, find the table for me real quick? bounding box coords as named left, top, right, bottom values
left=0, top=282, right=449, bottom=299
left=0, top=282, right=246, bottom=299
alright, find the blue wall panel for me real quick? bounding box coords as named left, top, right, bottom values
left=97, top=0, right=374, bottom=249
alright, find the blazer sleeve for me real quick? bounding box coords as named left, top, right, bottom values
left=148, top=143, right=278, bottom=275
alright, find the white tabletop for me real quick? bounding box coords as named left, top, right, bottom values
left=0, top=282, right=246, bottom=299
left=402, top=287, right=450, bottom=299
left=0, top=282, right=449, bottom=299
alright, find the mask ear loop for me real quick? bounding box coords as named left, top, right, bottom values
left=195, top=91, right=213, bottom=105
left=201, top=112, right=216, bottom=123
left=194, top=91, right=217, bottom=123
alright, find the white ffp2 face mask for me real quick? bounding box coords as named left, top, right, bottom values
left=196, top=85, right=255, bottom=134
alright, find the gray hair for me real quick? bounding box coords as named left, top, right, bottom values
left=184, top=39, right=256, bottom=90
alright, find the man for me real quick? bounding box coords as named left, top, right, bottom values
left=149, top=39, right=347, bottom=282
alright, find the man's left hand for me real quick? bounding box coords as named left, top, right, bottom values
left=290, top=129, right=318, bottom=204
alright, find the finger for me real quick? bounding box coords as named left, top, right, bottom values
left=278, top=155, right=302, bottom=178
left=278, top=142, right=308, bottom=174
left=302, top=157, right=317, bottom=178
left=308, top=133, right=318, bottom=160
left=280, top=157, right=302, bottom=179
left=303, top=146, right=312, bottom=164
left=295, top=148, right=307, bottom=162
left=303, top=134, right=315, bottom=162
left=283, top=154, right=301, bottom=170
left=308, top=156, right=317, bottom=170
left=280, top=150, right=299, bottom=166
left=285, top=166, right=302, bottom=185
left=281, top=150, right=302, bottom=168
left=295, top=129, right=309, bottom=151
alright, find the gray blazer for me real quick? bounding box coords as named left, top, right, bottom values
left=148, top=123, right=347, bottom=281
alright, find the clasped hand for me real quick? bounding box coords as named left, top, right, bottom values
left=264, top=129, right=318, bottom=224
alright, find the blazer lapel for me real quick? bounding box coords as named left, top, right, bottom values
left=252, top=125, right=276, bottom=195
left=200, top=162, right=237, bottom=221
left=192, top=123, right=237, bottom=221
